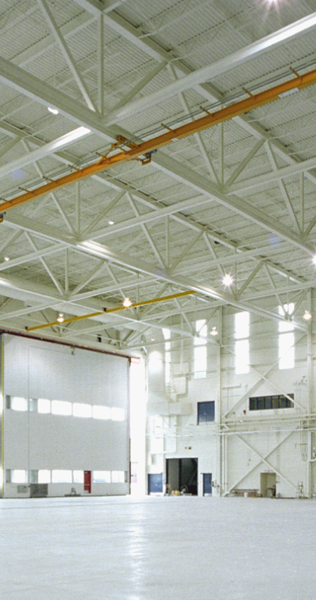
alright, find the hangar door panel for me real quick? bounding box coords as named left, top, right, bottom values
left=3, top=334, right=130, bottom=496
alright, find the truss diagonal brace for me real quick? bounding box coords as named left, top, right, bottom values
left=236, top=434, right=297, bottom=491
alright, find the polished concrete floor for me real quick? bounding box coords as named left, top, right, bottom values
left=1, top=495, right=315, bottom=600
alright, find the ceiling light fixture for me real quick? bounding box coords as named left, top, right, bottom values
left=122, top=298, right=132, bottom=308
left=48, top=107, right=59, bottom=115
left=313, top=255, right=316, bottom=265
left=108, top=220, right=114, bottom=225
left=57, top=313, right=64, bottom=323
left=3, top=256, right=10, bottom=262
left=303, top=310, right=312, bottom=321
left=210, top=326, right=218, bottom=336
left=223, top=273, right=233, bottom=286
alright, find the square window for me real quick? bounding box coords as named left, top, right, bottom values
left=111, top=471, right=124, bottom=483
left=93, top=471, right=111, bottom=483
left=38, top=470, right=50, bottom=483
left=111, top=407, right=125, bottom=421
left=38, top=399, right=51, bottom=414
left=51, top=400, right=72, bottom=416
left=93, top=405, right=110, bottom=420
left=11, top=469, right=27, bottom=483
left=52, top=470, right=72, bottom=483
left=11, top=397, right=27, bottom=411
left=73, top=403, right=92, bottom=418
left=73, top=471, right=84, bottom=483
left=197, top=401, right=215, bottom=424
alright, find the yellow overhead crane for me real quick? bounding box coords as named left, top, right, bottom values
left=1, top=67, right=316, bottom=215
left=11, top=67, right=316, bottom=333
left=26, top=290, right=197, bottom=332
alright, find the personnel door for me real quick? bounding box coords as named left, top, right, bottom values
left=84, top=470, right=91, bottom=493
left=203, top=473, right=212, bottom=495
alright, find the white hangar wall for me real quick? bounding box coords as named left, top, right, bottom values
left=1, top=334, right=130, bottom=498
left=146, top=302, right=316, bottom=498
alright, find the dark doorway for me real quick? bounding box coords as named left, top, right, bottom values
left=166, top=458, right=198, bottom=495
left=203, top=473, right=212, bottom=495
left=84, top=470, right=91, bottom=493
left=148, top=473, right=163, bottom=494
left=260, top=472, right=276, bottom=497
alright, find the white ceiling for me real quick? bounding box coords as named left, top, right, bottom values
left=0, top=0, right=316, bottom=352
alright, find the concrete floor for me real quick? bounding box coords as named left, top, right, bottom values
left=1, top=496, right=315, bottom=600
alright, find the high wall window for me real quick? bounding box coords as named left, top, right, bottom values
left=235, top=312, right=249, bottom=374
left=197, top=401, right=215, bottom=424
left=249, top=393, right=294, bottom=411
left=163, top=328, right=171, bottom=385
left=194, top=319, right=207, bottom=379
left=278, top=303, right=294, bottom=370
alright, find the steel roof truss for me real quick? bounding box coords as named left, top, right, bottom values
left=168, top=63, right=220, bottom=185
left=127, top=193, right=167, bottom=270
left=37, top=0, right=97, bottom=112
left=25, top=232, right=64, bottom=296
left=225, top=139, right=265, bottom=187
left=264, top=264, right=287, bottom=315
left=70, top=260, right=106, bottom=296
left=169, top=230, right=204, bottom=273
left=236, top=261, right=264, bottom=299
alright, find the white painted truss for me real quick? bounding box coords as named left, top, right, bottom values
left=0, top=0, right=315, bottom=353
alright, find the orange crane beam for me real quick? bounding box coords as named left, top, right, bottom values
left=2, top=68, right=316, bottom=214
left=26, top=290, right=197, bottom=332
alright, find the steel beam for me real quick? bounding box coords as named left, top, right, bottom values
left=4, top=212, right=313, bottom=317
left=38, top=0, right=97, bottom=111
left=0, top=127, right=90, bottom=181
left=154, top=153, right=315, bottom=257
left=1, top=52, right=315, bottom=262
left=227, top=154, right=316, bottom=195
left=73, top=0, right=126, bottom=15
left=101, top=12, right=316, bottom=125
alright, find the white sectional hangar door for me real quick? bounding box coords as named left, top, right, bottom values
left=1, top=333, right=130, bottom=498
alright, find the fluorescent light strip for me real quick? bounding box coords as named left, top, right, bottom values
left=0, top=127, right=91, bottom=181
